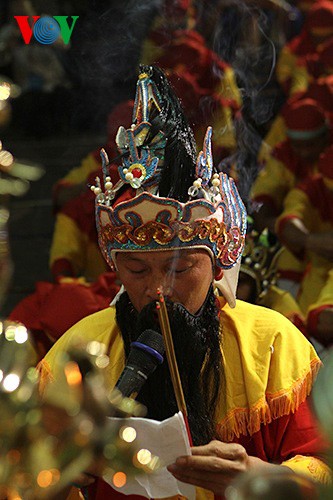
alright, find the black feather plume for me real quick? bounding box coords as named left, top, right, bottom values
left=140, top=64, right=197, bottom=202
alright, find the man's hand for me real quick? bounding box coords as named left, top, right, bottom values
left=167, top=440, right=285, bottom=495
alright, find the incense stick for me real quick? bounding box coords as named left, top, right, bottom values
left=156, top=290, right=193, bottom=446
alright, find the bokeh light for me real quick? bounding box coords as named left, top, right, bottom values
left=64, top=361, right=82, bottom=386
left=37, top=470, right=53, bottom=488
left=113, top=471, right=127, bottom=488
left=136, top=448, right=152, bottom=465
left=3, top=373, right=20, bottom=392
left=96, top=354, right=109, bottom=369
left=14, top=325, right=28, bottom=344
left=87, top=340, right=106, bottom=356
left=120, top=426, right=137, bottom=443
left=0, top=82, right=11, bottom=101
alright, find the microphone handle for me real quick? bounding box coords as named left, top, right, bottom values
left=116, top=365, right=148, bottom=399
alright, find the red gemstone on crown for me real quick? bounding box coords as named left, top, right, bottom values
left=132, top=168, right=142, bottom=178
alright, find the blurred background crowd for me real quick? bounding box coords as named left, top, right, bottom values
left=1, top=0, right=332, bottom=359
left=0, top=0, right=333, bottom=496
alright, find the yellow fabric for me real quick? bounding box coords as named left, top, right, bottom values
left=257, top=285, right=305, bottom=323
left=289, top=63, right=310, bottom=96
left=59, top=154, right=100, bottom=186
left=279, top=187, right=332, bottom=236
left=276, top=46, right=297, bottom=89
left=217, top=66, right=242, bottom=106
left=258, top=115, right=286, bottom=164
left=251, top=157, right=296, bottom=212
left=195, top=104, right=236, bottom=152
left=49, top=212, right=106, bottom=281
left=282, top=456, right=332, bottom=484
left=307, top=269, right=333, bottom=317
left=215, top=300, right=320, bottom=441
left=299, top=265, right=332, bottom=315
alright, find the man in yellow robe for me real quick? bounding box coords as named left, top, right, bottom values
left=39, top=66, right=331, bottom=500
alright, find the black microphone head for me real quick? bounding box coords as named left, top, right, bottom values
left=135, top=329, right=165, bottom=355
left=128, top=329, right=165, bottom=370
left=116, top=329, right=165, bottom=398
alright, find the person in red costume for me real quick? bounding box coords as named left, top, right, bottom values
left=39, top=66, right=331, bottom=500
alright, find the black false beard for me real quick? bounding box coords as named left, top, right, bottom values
left=115, top=286, right=223, bottom=445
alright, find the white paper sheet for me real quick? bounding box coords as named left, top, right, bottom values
left=104, top=411, right=195, bottom=499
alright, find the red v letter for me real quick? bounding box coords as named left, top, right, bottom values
left=14, top=16, right=40, bottom=44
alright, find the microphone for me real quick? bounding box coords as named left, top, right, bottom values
left=116, top=329, right=165, bottom=399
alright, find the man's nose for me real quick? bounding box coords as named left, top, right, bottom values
left=145, top=272, right=172, bottom=300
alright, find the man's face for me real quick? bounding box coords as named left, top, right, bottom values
left=115, top=248, right=216, bottom=314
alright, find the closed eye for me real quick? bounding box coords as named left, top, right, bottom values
left=127, top=268, right=147, bottom=275
left=173, top=266, right=192, bottom=274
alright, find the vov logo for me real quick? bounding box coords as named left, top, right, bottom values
left=14, top=16, right=79, bottom=45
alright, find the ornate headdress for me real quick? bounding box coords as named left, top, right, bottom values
left=92, top=66, right=247, bottom=307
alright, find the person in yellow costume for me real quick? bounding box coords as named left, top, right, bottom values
left=39, top=67, right=330, bottom=500
left=277, top=144, right=333, bottom=354
left=251, top=97, right=330, bottom=293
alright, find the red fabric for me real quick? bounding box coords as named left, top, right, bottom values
left=289, top=312, right=307, bottom=335
left=51, top=258, right=75, bottom=279
left=283, top=98, right=327, bottom=132
left=307, top=304, right=333, bottom=341
left=305, top=1, right=333, bottom=31
left=233, top=399, right=329, bottom=464
left=306, top=40, right=333, bottom=79
left=9, top=273, right=120, bottom=343
left=273, top=140, right=315, bottom=177
left=285, top=30, right=316, bottom=58
left=277, top=269, right=305, bottom=283
left=306, top=76, right=333, bottom=115
left=156, top=29, right=230, bottom=94
left=163, top=0, right=192, bottom=20
left=250, top=193, right=279, bottom=214
left=318, top=37, right=333, bottom=67
left=318, top=144, right=333, bottom=179
left=298, top=173, right=333, bottom=221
